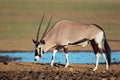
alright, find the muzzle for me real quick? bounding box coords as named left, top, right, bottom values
left=34, top=56, right=40, bottom=61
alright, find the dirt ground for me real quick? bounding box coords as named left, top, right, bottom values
left=0, top=61, right=120, bottom=80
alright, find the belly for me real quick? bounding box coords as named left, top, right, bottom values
left=76, top=41, right=89, bottom=47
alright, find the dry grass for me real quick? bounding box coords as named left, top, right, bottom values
left=0, top=0, right=120, bottom=51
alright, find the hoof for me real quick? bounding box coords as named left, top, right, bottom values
left=93, top=68, right=97, bottom=71
left=65, top=64, right=69, bottom=68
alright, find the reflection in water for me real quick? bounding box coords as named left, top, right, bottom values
left=0, top=51, right=119, bottom=64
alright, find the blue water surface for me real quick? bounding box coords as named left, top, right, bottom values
left=0, top=51, right=119, bottom=64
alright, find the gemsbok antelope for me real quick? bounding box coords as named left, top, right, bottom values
left=32, top=15, right=111, bottom=71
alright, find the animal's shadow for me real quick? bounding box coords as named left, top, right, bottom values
left=34, top=62, right=71, bottom=68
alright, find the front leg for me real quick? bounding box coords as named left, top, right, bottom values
left=65, top=53, right=69, bottom=67
left=50, top=49, right=57, bottom=66
left=64, top=46, right=69, bottom=68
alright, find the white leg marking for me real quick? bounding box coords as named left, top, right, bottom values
left=65, top=53, right=69, bottom=68
left=50, top=49, right=57, bottom=66
left=102, top=53, right=109, bottom=70
left=93, top=53, right=100, bottom=71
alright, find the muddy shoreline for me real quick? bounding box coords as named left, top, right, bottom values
left=0, top=62, right=120, bottom=80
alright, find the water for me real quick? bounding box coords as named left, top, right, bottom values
left=0, top=51, right=120, bottom=64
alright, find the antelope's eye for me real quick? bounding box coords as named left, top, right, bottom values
left=35, top=43, right=39, bottom=47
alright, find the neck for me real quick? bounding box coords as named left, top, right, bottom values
left=42, top=41, right=56, bottom=52
left=42, top=30, right=56, bottom=52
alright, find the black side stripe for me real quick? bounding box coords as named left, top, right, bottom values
left=68, top=38, right=89, bottom=45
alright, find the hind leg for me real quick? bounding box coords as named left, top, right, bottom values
left=102, top=53, right=109, bottom=70
left=93, top=53, right=101, bottom=71
left=95, top=37, right=109, bottom=70
left=95, top=45, right=109, bottom=71
left=98, top=45, right=109, bottom=70
left=91, top=39, right=109, bottom=71
left=95, top=35, right=109, bottom=71
left=91, top=40, right=101, bottom=71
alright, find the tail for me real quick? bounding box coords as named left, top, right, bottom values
left=104, top=33, right=111, bottom=66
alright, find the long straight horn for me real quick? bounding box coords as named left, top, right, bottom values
left=41, top=16, right=53, bottom=40
left=36, top=14, right=45, bottom=42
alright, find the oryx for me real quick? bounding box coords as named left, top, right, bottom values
left=32, top=15, right=111, bottom=71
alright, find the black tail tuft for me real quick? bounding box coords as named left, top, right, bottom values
left=104, top=37, right=111, bottom=66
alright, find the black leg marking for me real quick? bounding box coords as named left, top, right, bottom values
left=63, top=46, right=69, bottom=67
left=91, top=39, right=100, bottom=54
left=63, top=46, right=68, bottom=53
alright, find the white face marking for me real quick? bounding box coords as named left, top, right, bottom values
left=35, top=45, right=40, bottom=49
left=34, top=56, right=40, bottom=61
left=34, top=44, right=44, bottom=61
left=35, top=45, right=42, bottom=57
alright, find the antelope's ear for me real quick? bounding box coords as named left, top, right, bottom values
left=32, top=39, right=36, bottom=44
left=40, top=40, right=45, bottom=44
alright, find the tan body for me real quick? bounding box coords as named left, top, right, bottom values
left=33, top=19, right=111, bottom=71
left=43, top=20, right=103, bottom=52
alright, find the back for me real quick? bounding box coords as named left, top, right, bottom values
left=53, top=20, right=103, bottom=45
